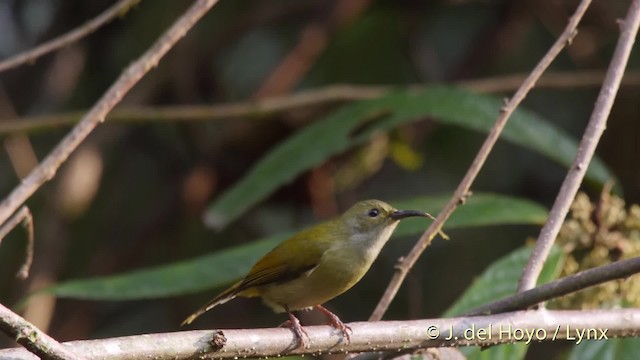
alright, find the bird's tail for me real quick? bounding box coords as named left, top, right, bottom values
left=181, top=280, right=245, bottom=326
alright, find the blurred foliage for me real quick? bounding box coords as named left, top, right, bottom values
left=567, top=337, right=640, bottom=360
left=444, top=245, right=565, bottom=360
left=204, top=86, right=612, bottom=229
left=533, top=191, right=637, bottom=360
left=42, top=193, right=546, bottom=300
left=551, top=191, right=640, bottom=309
left=0, top=1, right=639, bottom=359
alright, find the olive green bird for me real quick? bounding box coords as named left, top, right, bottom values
left=182, top=199, right=433, bottom=346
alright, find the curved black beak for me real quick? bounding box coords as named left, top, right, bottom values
left=389, top=209, right=429, bottom=220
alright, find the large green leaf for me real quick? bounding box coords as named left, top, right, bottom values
left=444, top=245, right=566, bottom=360
left=394, top=193, right=547, bottom=237
left=44, top=234, right=287, bottom=300
left=204, top=86, right=612, bottom=229
left=568, top=338, right=640, bottom=360
left=460, top=343, right=528, bottom=360
left=43, top=193, right=546, bottom=301
left=444, top=245, right=565, bottom=317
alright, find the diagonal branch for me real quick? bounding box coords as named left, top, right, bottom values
left=0, top=0, right=141, bottom=74
left=0, top=0, right=220, bottom=228
left=368, top=0, right=594, bottom=321
left=0, top=303, right=84, bottom=360
left=466, top=256, right=640, bottom=316
left=0, top=1, right=220, bottom=358
left=517, top=0, right=640, bottom=293
left=0, top=205, right=33, bottom=279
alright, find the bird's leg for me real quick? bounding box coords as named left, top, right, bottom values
left=280, top=306, right=309, bottom=348
left=315, top=305, right=352, bottom=343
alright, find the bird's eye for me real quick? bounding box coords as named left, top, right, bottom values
left=368, top=208, right=380, bottom=217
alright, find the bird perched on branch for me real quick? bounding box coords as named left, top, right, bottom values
left=182, top=199, right=435, bottom=347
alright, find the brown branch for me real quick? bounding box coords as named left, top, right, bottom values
left=460, top=70, right=640, bottom=93
left=5, top=69, right=640, bottom=137
left=0, top=0, right=141, bottom=74
left=517, top=0, right=640, bottom=293
left=0, top=303, right=84, bottom=360
left=254, top=0, right=370, bottom=98
left=0, top=205, right=33, bottom=279
left=368, top=0, right=594, bottom=322
left=0, top=0, right=220, bottom=228
left=0, top=85, right=387, bottom=135
left=1, top=309, right=639, bottom=359
left=466, top=256, right=640, bottom=316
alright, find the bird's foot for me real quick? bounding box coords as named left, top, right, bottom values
left=281, top=311, right=309, bottom=348
left=315, top=305, right=352, bottom=344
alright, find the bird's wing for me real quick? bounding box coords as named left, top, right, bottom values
left=181, top=221, right=340, bottom=326
left=238, top=262, right=318, bottom=289
left=235, top=222, right=337, bottom=291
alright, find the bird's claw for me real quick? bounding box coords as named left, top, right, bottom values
left=282, top=312, right=309, bottom=348
left=327, top=315, right=352, bottom=343
left=315, top=305, right=352, bottom=344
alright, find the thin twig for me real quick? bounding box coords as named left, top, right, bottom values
left=1, top=309, right=639, bottom=359
left=354, top=254, right=640, bottom=360
left=461, top=70, right=640, bottom=93
left=0, top=0, right=141, bottom=74
left=368, top=0, right=594, bottom=322
left=0, top=0, right=220, bottom=228
left=4, top=69, right=640, bottom=137
left=0, top=206, right=34, bottom=279
left=517, top=0, right=640, bottom=293
left=254, top=0, right=370, bottom=98
left=0, top=303, right=84, bottom=360
left=466, top=256, right=640, bottom=316
left=0, top=85, right=387, bottom=135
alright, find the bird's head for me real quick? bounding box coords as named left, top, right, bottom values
left=341, top=199, right=429, bottom=236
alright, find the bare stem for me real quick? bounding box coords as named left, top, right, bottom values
left=5, top=70, right=640, bottom=137
left=517, top=0, right=640, bottom=293
left=0, top=0, right=141, bottom=74
left=369, top=0, right=594, bottom=321
left=466, top=256, right=640, bottom=316
left=0, top=303, right=84, bottom=360
left=0, top=0, right=220, bottom=228
left=0, top=85, right=387, bottom=135
left=0, top=206, right=33, bottom=279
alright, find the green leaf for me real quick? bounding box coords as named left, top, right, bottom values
left=444, top=245, right=566, bottom=360
left=204, top=86, right=612, bottom=229
left=460, top=343, right=528, bottom=360
left=568, top=338, right=640, bottom=360
left=44, top=234, right=287, bottom=300
left=394, top=193, right=547, bottom=237
left=42, top=193, right=546, bottom=301
left=444, top=245, right=565, bottom=317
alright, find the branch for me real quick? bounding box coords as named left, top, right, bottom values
left=4, top=70, right=640, bottom=136
left=368, top=0, right=594, bottom=321
left=0, top=303, right=83, bottom=360
left=461, top=69, right=640, bottom=93
left=466, top=256, right=640, bottom=316
left=517, top=0, right=640, bottom=292
left=0, top=0, right=220, bottom=227
left=2, top=309, right=640, bottom=359
left=0, top=0, right=141, bottom=74
left=0, top=85, right=386, bottom=135
left=254, top=0, right=370, bottom=98
left=0, top=205, right=33, bottom=279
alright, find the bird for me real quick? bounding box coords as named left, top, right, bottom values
left=181, top=199, right=432, bottom=347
